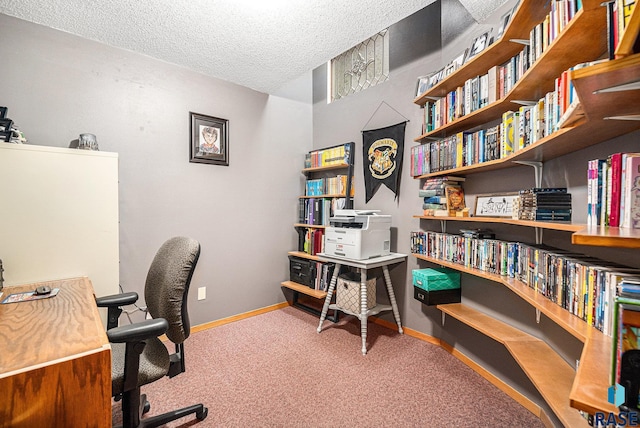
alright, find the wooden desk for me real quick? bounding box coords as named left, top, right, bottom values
left=0, top=277, right=111, bottom=427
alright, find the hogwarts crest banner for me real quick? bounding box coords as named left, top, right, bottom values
left=362, top=121, right=406, bottom=203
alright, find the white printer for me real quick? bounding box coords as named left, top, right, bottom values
left=324, top=210, right=391, bottom=260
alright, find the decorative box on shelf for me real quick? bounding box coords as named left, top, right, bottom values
left=336, top=272, right=376, bottom=313
left=413, top=267, right=461, bottom=305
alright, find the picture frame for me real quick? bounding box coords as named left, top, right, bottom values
left=450, top=49, right=468, bottom=71
left=416, top=74, right=432, bottom=97
left=474, top=192, right=519, bottom=217
left=496, top=9, right=513, bottom=39
left=445, top=186, right=466, bottom=213
left=465, top=31, right=490, bottom=63
left=189, top=112, right=229, bottom=166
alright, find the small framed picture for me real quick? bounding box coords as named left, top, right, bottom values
left=445, top=186, right=466, bottom=213
left=416, top=74, right=432, bottom=97
left=450, top=49, right=468, bottom=71
left=190, top=112, right=229, bottom=166
left=474, top=192, right=519, bottom=217
left=465, top=32, right=490, bottom=63
left=428, top=68, right=444, bottom=88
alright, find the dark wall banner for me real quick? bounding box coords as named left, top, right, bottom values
left=362, top=121, right=406, bottom=203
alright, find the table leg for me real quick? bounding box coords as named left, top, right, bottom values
left=382, top=265, right=403, bottom=334
left=360, top=269, right=368, bottom=355
left=317, top=263, right=341, bottom=333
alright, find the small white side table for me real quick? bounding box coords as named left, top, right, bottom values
left=316, top=252, right=407, bottom=355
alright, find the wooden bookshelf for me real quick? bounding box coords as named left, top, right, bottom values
left=615, top=2, right=640, bottom=58
left=571, top=328, right=618, bottom=416
left=412, top=115, right=639, bottom=179
left=300, top=194, right=350, bottom=199
left=294, top=223, right=327, bottom=229
left=418, top=254, right=616, bottom=416
left=570, top=52, right=640, bottom=123
left=413, top=253, right=592, bottom=340
left=302, top=163, right=349, bottom=174
left=414, top=0, right=550, bottom=102
left=414, top=215, right=585, bottom=232
left=287, top=251, right=323, bottom=261
left=572, top=225, right=640, bottom=248
left=409, top=0, right=637, bottom=421
left=438, top=303, right=591, bottom=427
left=280, top=280, right=327, bottom=300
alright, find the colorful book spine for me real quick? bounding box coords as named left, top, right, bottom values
left=609, top=153, right=624, bottom=227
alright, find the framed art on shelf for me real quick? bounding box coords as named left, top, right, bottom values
left=445, top=186, right=466, bottom=214
left=416, top=74, right=432, bottom=97
left=465, top=31, right=490, bottom=63
left=474, top=192, right=519, bottom=218
left=189, top=112, right=229, bottom=166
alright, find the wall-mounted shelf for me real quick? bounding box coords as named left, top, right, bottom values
left=415, top=254, right=617, bottom=416
left=414, top=5, right=607, bottom=141
left=280, top=280, right=327, bottom=300
left=294, top=224, right=327, bottom=229
left=571, top=226, right=640, bottom=248
left=414, top=0, right=550, bottom=102
left=415, top=215, right=585, bottom=232
left=302, top=163, right=350, bottom=174
left=614, top=1, right=640, bottom=58
left=438, top=303, right=594, bottom=426
left=287, top=251, right=323, bottom=261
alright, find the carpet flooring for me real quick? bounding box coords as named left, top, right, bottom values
left=113, top=306, right=545, bottom=427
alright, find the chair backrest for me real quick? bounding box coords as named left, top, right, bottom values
left=144, top=237, right=201, bottom=344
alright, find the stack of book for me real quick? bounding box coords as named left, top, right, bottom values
left=420, top=176, right=465, bottom=217
left=588, top=152, right=640, bottom=228
left=518, top=188, right=572, bottom=221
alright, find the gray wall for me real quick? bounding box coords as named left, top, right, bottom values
left=0, top=13, right=310, bottom=326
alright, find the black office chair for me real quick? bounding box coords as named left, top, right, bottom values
left=96, top=236, right=208, bottom=428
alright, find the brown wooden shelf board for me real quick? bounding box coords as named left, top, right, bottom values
left=302, top=163, right=349, bottom=173
left=437, top=303, right=537, bottom=343
left=287, top=251, right=323, bottom=262
left=438, top=302, right=589, bottom=426
left=414, top=215, right=584, bottom=232
left=280, top=281, right=327, bottom=300
left=572, top=226, right=640, bottom=248
left=507, top=340, right=589, bottom=427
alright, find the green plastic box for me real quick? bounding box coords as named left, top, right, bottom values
left=412, top=267, right=461, bottom=305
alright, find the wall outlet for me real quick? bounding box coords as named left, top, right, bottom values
left=198, top=286, right=206, bottom=300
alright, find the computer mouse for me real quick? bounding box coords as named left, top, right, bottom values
left=35, top=285, right=52, bottom=295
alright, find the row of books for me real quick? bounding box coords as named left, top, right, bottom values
left=413, top=61, right=594, bottom=176
left=298, top=227, right=324, bottom=256
left=415, top=1, right=522, bottom=97
left=609, top=0, right=637, bottom=56
left=416, top=0, right=584, bottom=105
left=304, top=175, right=354, bottom=197
left=298, top=197, right=345, bottom=226
left=304, top=143, right=350, bottom=169
left=587, top=152, right=640, bottom=228
left=517, top=188, right=572, bottom=222
left=410, top=230, right=640, bottom=336
left=306, top=261, right=336, bottom=292
left=530, top=0, right=584, bottom=67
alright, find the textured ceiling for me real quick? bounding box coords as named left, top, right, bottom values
left=0, top=0, right=507, bottom=94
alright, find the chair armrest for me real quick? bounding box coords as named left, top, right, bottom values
left=107, top=318, right=168, bottom=343
left=96, top=291, right=139, bottom=308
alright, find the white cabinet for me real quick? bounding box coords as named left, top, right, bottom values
left=0, top=142, right=119, bottom=307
